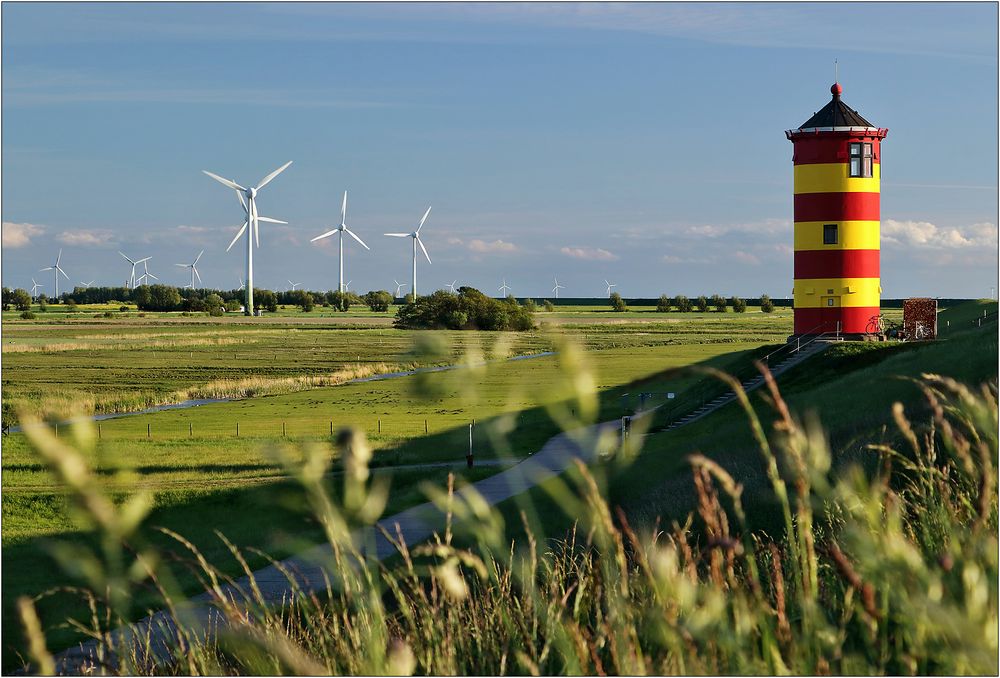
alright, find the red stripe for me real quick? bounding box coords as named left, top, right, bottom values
left=789, top=135, right=884, bottom=165
left=794, top=249, right=880, bottom=279
left=794, top=192, right=880, bottom=222
left=794, top=306, right=881, bottom=335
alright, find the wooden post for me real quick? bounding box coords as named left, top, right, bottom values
left=424, top=419, right=428, bottom=434
left=467, top=422, right=474, bottom=468
left=330, top=420, right=333, bottom=435
left=282, top=421, right=286, bottom=437
left=189, top=422, right=193, bottom=437
left=98, top=423, right=101, bottom=439
left=147, top=423, right=150, bottom=438
left=378, top=418, right=381, bottom=434
left=236, top=421, right=239, bottom=437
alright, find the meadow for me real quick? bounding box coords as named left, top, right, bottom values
left=2, top=300, right=992, bottom=673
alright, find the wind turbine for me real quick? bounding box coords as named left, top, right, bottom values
left=310, top=190, right=370, bottom=294
left=288, top=280, right=301, bottom=291
left=445, top=280, right=458, bottom=293
left=604, top=279, right=617, bottom=297
left=79, top=280, right=95, bottom=289
left=393, top=280, right=407, bottom=299
left=384, top=206, right=432, bottom=299
left=203, top=161, right=292, bottom=315
left=344, top=280, right=352, bottom=292
left=39, top=249, right=69, bottom=298
left=238, top=277, right=245, bottom=291
left=136, top=259, right=157, bottom=286
left=552, top=277, right=565, bottom=299
left=30, top=279, right=44, bottom=299
left=175, top=251, right=204, bottom=289
left=119, top=252, right=150, bottom=289
left=498, top=278, right=511, bottom=297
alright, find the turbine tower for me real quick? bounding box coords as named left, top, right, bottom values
left=310, top=191, right=370, bottom=294
left=552, top=277, right=565, bottom=299
left=119, top=251, right=150, bottom=289
left=604, top=280, right=617, bottom=297
left=175, top=251, right=204, bottom=289
left=39, top=249, right=69, bottom=298
left=498, top=278, right=511, bottom=297
left=203, top=161, right=292, bottom=315
left=384, top=206, right=432, bottom=299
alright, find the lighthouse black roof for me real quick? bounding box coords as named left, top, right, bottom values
left=796, top=83, right=875, bottom=129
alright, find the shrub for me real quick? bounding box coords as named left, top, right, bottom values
left=65, top=301, right=78, bottom=312
left=543, top=300, right=555, bottom=312
left=135, top=285, right=181, bottom=312
left=11, top=289, right=31, bottom=312
left=610, top=292, right=628, bottom=312
left=711, top=294, right=727, bottom=312
left=731, top=297, right=747, bottom=313
left=522, top=298, right=537, bottom=313
left=760, top=294, right=775, bottom=313
left=224, top=299, right=242, bottom=313
left=205, top=293, right=225, bottom=317
left=674, top=295, right=692, bottom=312
left=328, top=291, right=350, bottom=312
left=394, top=287, right=534, bottom=331
left=656, top=294, right=671, bottom=313
left=364, top=290, right=394, bottom=313
left=103, top=311, right=116, bottom=318
left=256, top=289, right=278, bottom=313
left=19, top=311, right=36, bottom=320
left=119, top=306, right=129, bottom=312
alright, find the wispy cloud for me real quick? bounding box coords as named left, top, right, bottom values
left=882, top=220, right=997, bottom=249
left=468, top=239, right=517, bottom=254
left=56, top=229, right=115, bottom=247
left=2, top=222, right=45, bottom=248
left=560, top=246, right=618, bottom=262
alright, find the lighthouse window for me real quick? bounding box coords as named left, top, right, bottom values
left=849, top=142, right=873, bottom=178
left=823, top=224, right=839, bottom=245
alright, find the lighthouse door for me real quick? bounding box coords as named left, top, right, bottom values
left=821, top=296, right=841, bottom=332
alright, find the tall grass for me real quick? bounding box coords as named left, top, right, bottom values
left=13, top=357, right=998, bottom=675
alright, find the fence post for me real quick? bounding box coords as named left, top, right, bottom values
left=98, top=423, right=101, bottom=439
left=378, top=418, right=381, bottom=434
left=189, top=422, right=193, bottom=437
left=467, top=422, right=474, bottom=468
left=424, top=419, right=428, bottom=434
left=55, top=423, right=58, bottom=436
left=147, top=423, right=150, bottom=438
left=282, top=421, right=286, bottom=437
left=236, top=421, right=239, bottom=437
left=330, top=420, right=333, bottom=435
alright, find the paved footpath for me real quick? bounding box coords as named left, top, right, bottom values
left=53, top=416, right=626, bottom=673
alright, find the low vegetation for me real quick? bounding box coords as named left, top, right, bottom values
left=394, top=288, right=534, bottom=331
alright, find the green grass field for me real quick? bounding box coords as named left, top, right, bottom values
left=1, top=300, right=989, bottom=670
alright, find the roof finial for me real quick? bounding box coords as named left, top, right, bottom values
left=831, top=59, right=842, bottom=98
left=835, top=58, right=839, bottom=83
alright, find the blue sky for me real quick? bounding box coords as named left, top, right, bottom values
left=3, top=2, right=997, bottom=298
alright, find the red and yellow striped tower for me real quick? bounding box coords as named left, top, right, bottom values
left=786, top=82, right=888, bottom=336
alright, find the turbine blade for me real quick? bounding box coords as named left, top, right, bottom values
left=136, top=257, right=151, bottom=264
left=56, top=249, right=62, bottom=265
left=40, top=267, right=54, bottom=272
left=255, top=160, right=293, bottom=190
left=237, top=190, right=248, bottom=214
left=310, top=229, right=338, bottom=242
left=384, top=233, right=409, bottom=237
left=416, top=206, right=432, bottom=233
left=147, top=273, right=158, bottom=280
left=175, top=263, right=188, bottom=268
left=202, top=170, right=245, bottom=192
left=58, top=267, right=70, bottom=280
left=119, top=252, right=134, bottom=264
left=345, top=228, right=370, bottom=250
left=256, top=216, right=287, bottom=224
left=341, top=191, right=348, bottom=222
left=194, top=250, right=204, bottom=265
left=227, top=221, right=248, bottom=252
left=194, top=268, right=202, bottom=284
left=417, top=237, right=432, bottom=264
left=254, top=218, right=260, bottom=248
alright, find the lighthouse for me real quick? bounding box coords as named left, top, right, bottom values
left=786, top=83, right=888, bottom=337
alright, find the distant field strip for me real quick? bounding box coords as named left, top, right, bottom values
left=2, top=336, right=251, bottom=353
left=175, top=362, right=405, bottom=400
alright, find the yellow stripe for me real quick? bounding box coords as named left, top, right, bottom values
left=794, top=162, right=880, bottom=194
left=793, top=277, right=881, bottom=308
left=794, top=221, right=880, bottom=250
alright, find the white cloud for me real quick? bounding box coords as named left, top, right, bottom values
left=560, top=246, right=619, bottom=261
left=732, top=250, right=762, bottom=265
left=56, top=229, right=115, bottom=247
left=468, top=239, right=517, bottom=254
left=2, top=222, right=45, bottom=248
left=882, top=220, right=997, bottom=249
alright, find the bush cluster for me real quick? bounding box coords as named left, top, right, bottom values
left=394, top=287, right=534, bottom=330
